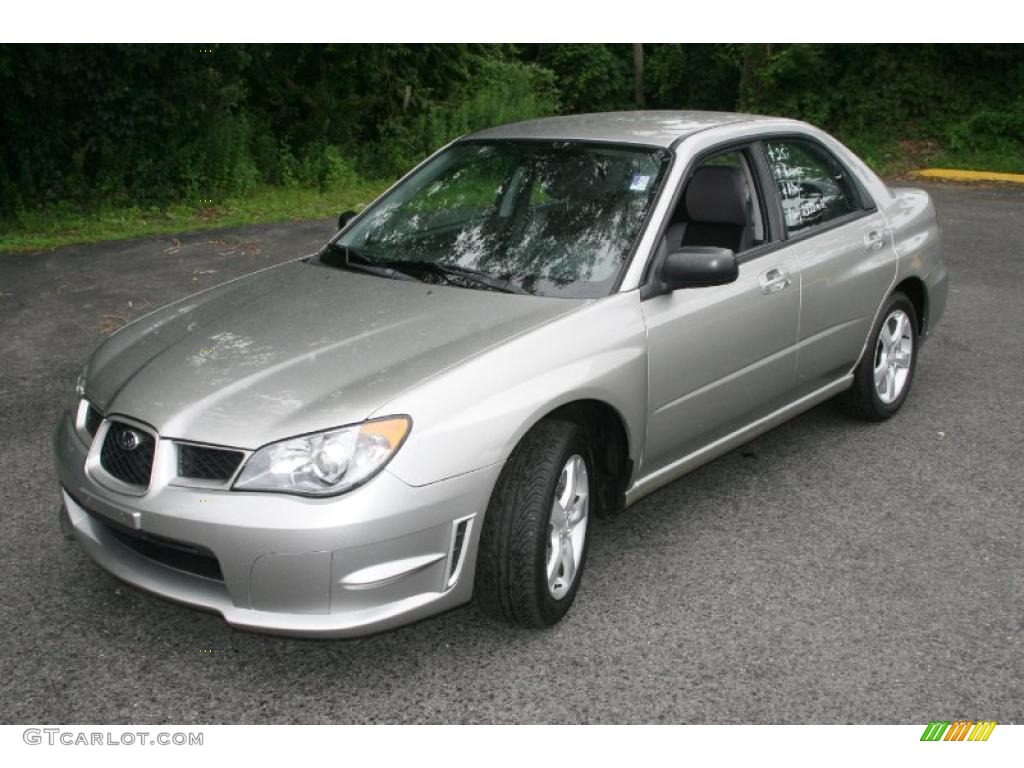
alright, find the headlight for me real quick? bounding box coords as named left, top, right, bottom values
left=233, top=416, right=411, bottom=496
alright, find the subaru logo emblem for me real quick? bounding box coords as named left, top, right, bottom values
left=118, top=429, right=141, bottom=452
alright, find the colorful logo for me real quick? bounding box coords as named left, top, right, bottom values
left=920, top=721, right=997, bottom=741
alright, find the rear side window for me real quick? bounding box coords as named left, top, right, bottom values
left=763, top=139, right=862, bottom=236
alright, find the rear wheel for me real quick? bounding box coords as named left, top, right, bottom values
left=475, top=420, right=593, bottom=627
left=837, top=291, right=919, bottom=420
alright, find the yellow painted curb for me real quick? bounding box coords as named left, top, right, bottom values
left=914, top=168, right=1024, bottom=184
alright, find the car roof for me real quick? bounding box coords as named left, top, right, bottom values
left=463, top=110, right=790, bottom=148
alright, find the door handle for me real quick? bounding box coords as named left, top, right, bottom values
left=864, top=229, right=886, bottom=251
left=759, top=267, right=791, bottom=294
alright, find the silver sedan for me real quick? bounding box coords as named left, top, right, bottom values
left=54, top=111, right=948, bottom=636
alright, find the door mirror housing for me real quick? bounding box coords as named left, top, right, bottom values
left=660, top=246, right=738, bottom=291
left=337, top=210, right=358, bottom=231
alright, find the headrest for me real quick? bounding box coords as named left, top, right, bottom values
left=684, top=165, right=749, bottom=225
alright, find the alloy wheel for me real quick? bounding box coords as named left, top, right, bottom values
left=546, top=454, right=589, bottom=600
left=874, top=308, right=913, bottom=404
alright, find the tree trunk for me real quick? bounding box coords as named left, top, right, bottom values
left=632, top=44, right=645, bottom=108
left=738, top=44, right=772, bottom=111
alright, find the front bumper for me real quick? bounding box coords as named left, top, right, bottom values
left=54, top=409, right=500, bottom=637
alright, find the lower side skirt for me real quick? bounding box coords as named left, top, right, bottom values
left=626, top=375, right=853, bottom=505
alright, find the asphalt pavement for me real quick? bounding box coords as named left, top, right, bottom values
left=0, top=184, right=1021, bottom=723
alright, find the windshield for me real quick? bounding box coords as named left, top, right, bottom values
left=330, top=140, right=671, bottom=298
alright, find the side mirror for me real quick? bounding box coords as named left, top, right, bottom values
left=661, top=246, right=738, bottom=290
left=337, top=210, right=358, bottom=231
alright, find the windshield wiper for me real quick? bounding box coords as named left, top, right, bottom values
left=319, top=245, right=530, bottom=295
left=383, top=259, right=531, bottom=295
left=319, top=242, right=420, bottom=283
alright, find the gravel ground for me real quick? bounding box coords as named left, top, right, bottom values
left=0, top=184, right=1021, bottom=724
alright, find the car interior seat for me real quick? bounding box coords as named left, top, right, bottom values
left=662, top=165, right=754, bottom=256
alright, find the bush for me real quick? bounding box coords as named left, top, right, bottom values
left=292, top=143, right=358, bottom=190
left=4, top=43, right=1024, bottom=221
left=373, top=57, right=560, bottom=176
left=947, top=102, right=1024, bottom=155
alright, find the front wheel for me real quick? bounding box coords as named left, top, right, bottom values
left=474, top=420, right=593, bottom=627
left=837, top=291, right=919, bottom=420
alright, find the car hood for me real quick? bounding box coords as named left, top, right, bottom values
left=87, top=259, right=582, bottom=448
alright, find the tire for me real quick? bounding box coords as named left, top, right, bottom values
left=475, top=419, right=594, bottom=628
left=837, top=291, right=919, bottom=421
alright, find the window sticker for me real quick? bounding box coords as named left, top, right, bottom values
left=629, top=174, right=651, bottom=192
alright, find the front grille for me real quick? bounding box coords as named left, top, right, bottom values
left=178, top=444, right=244, bottom=481
left=86, top=510, right=223, bottom=583
left=105, top=526, right=224, bottom=581
left=100, top=421, right=156, bottom=487
left=84, top=403, right=103, bottom=437
left=71, top=492, right=224, bottom=582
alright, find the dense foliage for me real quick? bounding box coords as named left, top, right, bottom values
left=1, top=43, right=1022, bottom=218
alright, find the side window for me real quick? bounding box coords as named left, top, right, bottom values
left=763, top=139, right=862, bottom=236
left=699, top=151, right=767, bottom=246
left=660, top=147, right=769, bottom=257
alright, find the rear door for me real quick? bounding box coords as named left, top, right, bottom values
left=760, top=138, right=896, bottom=395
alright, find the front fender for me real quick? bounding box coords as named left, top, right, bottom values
left=376, top=292, right=649, bottom=487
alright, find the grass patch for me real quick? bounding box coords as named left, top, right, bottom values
left=922, top=149, right=1024, bottom=175
left=844, top=135, right=1024, bottom=179
left=0, top=181, right=389, bottom=254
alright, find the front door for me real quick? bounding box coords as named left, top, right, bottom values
left=640, top=146, right=800, bottom=478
